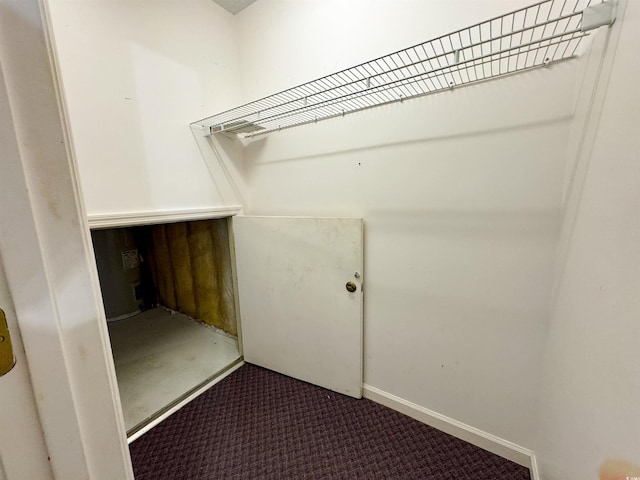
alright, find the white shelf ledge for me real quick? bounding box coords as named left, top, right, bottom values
left=87, top=206, right=242, bottom=229
left=192, top=0, right=615, bottom=139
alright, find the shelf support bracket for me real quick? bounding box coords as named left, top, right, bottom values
left=191, top=124, right=212, bottom=137
left=581, top=1, right=616, bottom=32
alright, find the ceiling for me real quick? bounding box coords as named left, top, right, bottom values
left=212, top=0, right=258, bottom=15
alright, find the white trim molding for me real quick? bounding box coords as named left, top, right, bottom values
left=530, top=453, right=542, bottom=480
left=87, top=206, right=242, bottom=229
left=363, top=384, right=537, bottom=471
left=0, top=1, right=134, bottom=477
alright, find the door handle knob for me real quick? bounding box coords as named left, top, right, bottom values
left=345, top=281, right=357, bottom=293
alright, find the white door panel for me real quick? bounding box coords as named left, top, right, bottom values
left=233, top=216, right=363, bottom=398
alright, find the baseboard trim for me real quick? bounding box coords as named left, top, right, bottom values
left=530, top=453, right=542, bottom=480
left=363, top=384, right=536, bottom=470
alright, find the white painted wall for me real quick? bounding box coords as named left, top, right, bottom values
left=536, top=1, right=640, bottom=478
left=46, top=0, right=245, bottom=215
left=235, top=0, right=577, bottom=449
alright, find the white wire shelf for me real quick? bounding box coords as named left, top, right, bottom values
left=192, top=0, right=615, bottom=139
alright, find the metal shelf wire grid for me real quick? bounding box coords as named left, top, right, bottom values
left=193, top=0, right=604, bottom=138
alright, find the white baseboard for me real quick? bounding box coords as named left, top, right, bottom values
left=363, top=384, right=537, bottom=471
left=530, top=454, right=542, bottom=480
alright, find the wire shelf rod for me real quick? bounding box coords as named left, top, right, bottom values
left=214, top=18, right=584, bottom=131
left=226, top=43, right=583, bottom=135
left=198, top=1, right=583, bottom=124
left=247, top=34, right=584, bottom=131
left=215, top=29, right=584, bottom=132
left=218, top=30, right=586, bottom=134
left=221, top=37, right=584, bottom=134
left=249, top=57, right=580, bottom=136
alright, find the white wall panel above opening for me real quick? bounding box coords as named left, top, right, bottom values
left=46, top=0, right=246, bottom=216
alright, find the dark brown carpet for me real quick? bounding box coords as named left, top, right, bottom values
left=129, top=364, right=531, bottom=479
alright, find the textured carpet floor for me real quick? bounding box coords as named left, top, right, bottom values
left=129, top=364, right=531, bottom=479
